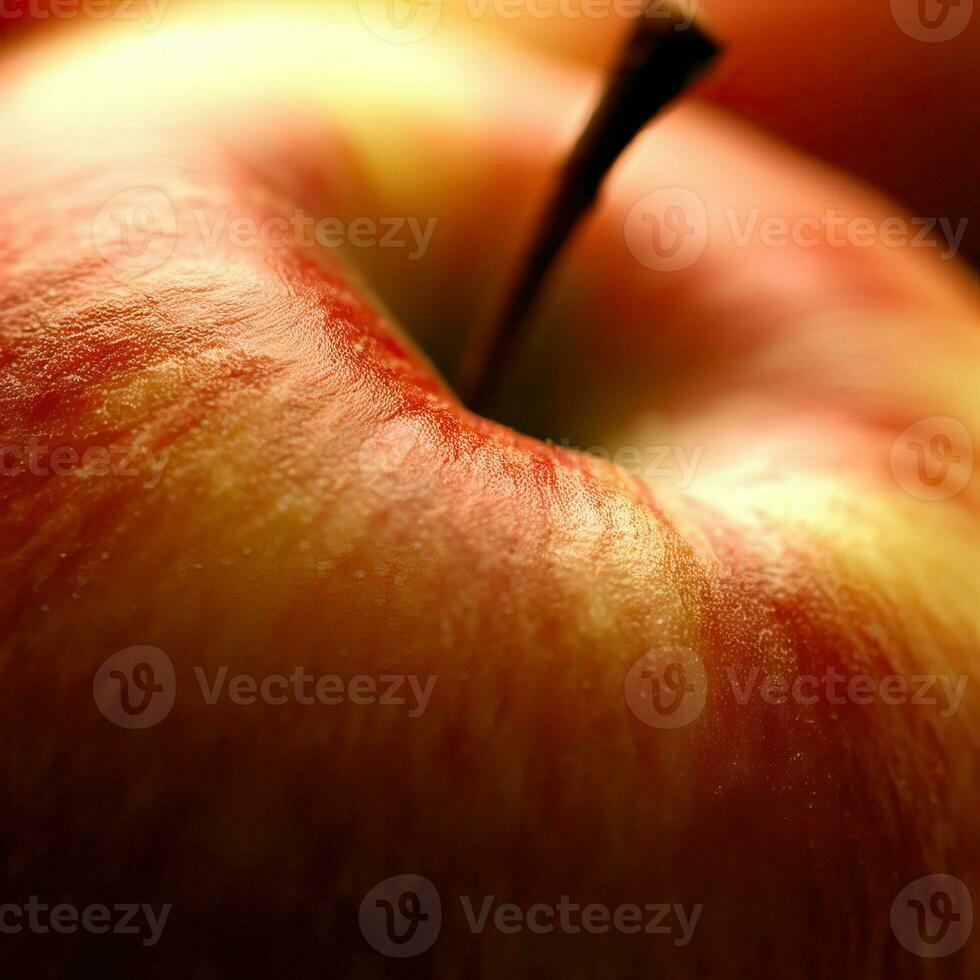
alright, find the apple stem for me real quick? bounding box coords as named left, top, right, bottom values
left=455, top=0, right=719, bottom=411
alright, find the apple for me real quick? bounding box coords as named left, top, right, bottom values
left=472, top=0, right=980, bottom=265
left=0, top=2, right=978, bottom=977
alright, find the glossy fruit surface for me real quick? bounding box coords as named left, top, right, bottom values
left=0, top=4, right=978, bottom=976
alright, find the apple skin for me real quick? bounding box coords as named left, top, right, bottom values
left=0, top=4, right=979, bottom=977
left=475, top=0, right=980, bottom=265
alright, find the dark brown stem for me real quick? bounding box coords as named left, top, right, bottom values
left=456, top=0, right=720, bottom=410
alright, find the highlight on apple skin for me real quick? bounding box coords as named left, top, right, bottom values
left=0, top=1, right=977, bottom=976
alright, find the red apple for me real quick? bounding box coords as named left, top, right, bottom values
left=0, top=3, right=977, bottom=977
left=469, top=0, right=980, bottom=265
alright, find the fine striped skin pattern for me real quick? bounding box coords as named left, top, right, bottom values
left=0, top=4, right=978, bottom=977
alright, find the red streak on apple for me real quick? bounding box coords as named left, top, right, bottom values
left=0, top=8, right=977, bottom=977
